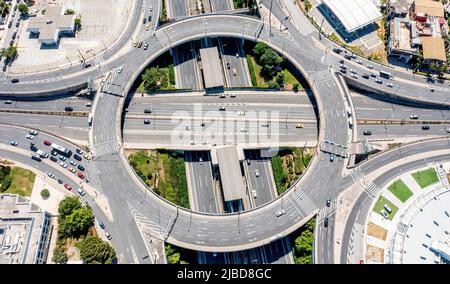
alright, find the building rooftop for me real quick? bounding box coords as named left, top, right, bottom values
left=199, top=47, right=224, bottom=89
left=414, top=0, right=445, bottom=18
left=323, top=0, right=382, bottom=32
left=27, top=5, right=75, bottom=43
left=389, top=0, right=414, bottom=15
left=422, top=37, right=447, bottom=62
left=0, top=194, right=50, bottom=264
left=215, top=146, right=246, bottom=202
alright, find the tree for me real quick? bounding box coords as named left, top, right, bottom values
left=259, top=49, right=283, bottom=79
left=77, top=236, right=116, bottom=264
left=0, top=46, right=18, bottom=60
left=142, top=67, right=161, bottom=91
left=293, top=83, right=300, bottom=92
left=52, top=245, right=68, bottom=264
left=74, top=18, right=81, bottom=30
left=58, top=196, right=81, bottom=218
left=253, top=42, right=268, bottom=62
left=40, top=189, right=50, bottom=199
left=65, top=206, right=94, bottom=236
left=65, top=9, right=75, bottom=15
left=17, top=3, right=28, bottom=15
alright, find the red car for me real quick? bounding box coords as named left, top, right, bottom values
left=77, top=172, right=85, bottom=179
left=64, top=184, right=72, bottom=190
left=44, top=140, right=51, bottom=146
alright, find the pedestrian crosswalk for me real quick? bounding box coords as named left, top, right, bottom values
left=288, top=189, right=316, bottom=216
left=84, top=160, right=103, bottom=193
left=93, top=141, right=120, bottom=158
left=351, top=167, right=381, bottom=197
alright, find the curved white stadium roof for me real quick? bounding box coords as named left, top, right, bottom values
left=323, top=0, right=382, bottom=32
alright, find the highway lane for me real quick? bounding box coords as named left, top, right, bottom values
left=173, top=41, right=203, bottom=90
left=167, top=0, right=189, bottom=19
left=0, top=96, right=93, bottom=112
left=218, top=37, right=253, bottom=88
left=244, top=149, right=277, bottom=207
left=315, top=213, right=335, bottom=264
left=210, top=0, right=234, bottom=12
left=185, top=151, right=220, bottom=213
left=0, top=112, right=89, bottom=143
left=358, top=124, right=450, bottom=140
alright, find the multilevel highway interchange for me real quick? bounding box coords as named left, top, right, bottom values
left=1, top=0, right=450, bottom=265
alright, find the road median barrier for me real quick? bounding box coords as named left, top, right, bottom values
left=0, top=109, right=89, bottom=117
left=357, top=119, right=447, bottom=125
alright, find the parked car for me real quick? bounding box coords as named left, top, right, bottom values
left=77, top=165, right=85, bottom=171
left=363, top=130, right=372, bottom=135
left=76, top=149, right=84, bottom=155
left=144, top=119, right=151, bottom=124
left=73, top=154, right=82, bottom=161
left=78, top=172, right=85, bottom=179
left=10, top=140, right=18, bottom=146
left=51, top=151, right=58, bottom=156
left=70, top=160, right=77, bottom=166
left=47, top=172, right=55, bottom=179
left=60, top=162, right=67, bottom=168
left=26, top=134, right=34, bottom=140
left=143, top=43, right=148, bottom=50
left=332, top=47, right=342, bottom=53
left=105, top=232, right=112, bottom=240
left=384, top=204, right=392, bottom=214
left=57, top=179, right=63, bottom=184
left=219, top=106, right=226, bottom=111
left=11, top=78, right=19, bottom=83
left=77, top=188, right=86, bottom=196
left=84, top=154, right=91, bottom=160
left=367, top=64, right=373, bottom=69
left=64, top=184, right=72, bottom=190
left=409, top=114, right=418, bottom=119
left=44, top=140, right=51, bottom=146
left=59, top=155, right=66, bottom=161
left=255, top=169, right=259, bottom=177
left=144, top=108, right=152, bottom=113
left=29, top=130, right=38, bottom=136
left=380, top=210, right=389, bottom=219
left=50, top=156, right=58, bottom=162
left=98, top=220, right=105, bottom=229
left=69, top=167, right=76, bottom=173
left=64, top=106, right=73, bottom=112
left=422, top=125, right=430, bottom=130
left=387, top=82, right=394, bottom=88
left=296, top=124, right=304, bottom=128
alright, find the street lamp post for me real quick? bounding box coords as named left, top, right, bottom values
left=269, top=0, right=273, bottom=37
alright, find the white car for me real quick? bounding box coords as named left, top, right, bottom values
left=384, top=204, right=392, bottom=214
left=350, top=73, right=358, bottom=79
left=252, top=190, right=257, bottom=198
left=26, top=134, right=34, bottom=140
left=446, top=128, right=450, bottom=133
left=367, top=64, right=373, bottom=69
left=199, top=157, right=203, bottom=165
left=255, top=169, right=259, bottom=177
left=356, top=59, right=363, bottom=64
left=70, top=160, right=77, bottom=166
left=29, top=130, right=38, bottom=135
left=105, top=232, right=112, bottom=240
left=380, top=210, right=389, bottom=219
left=10, top=140, right=18, bottom=146
left=85, top=102, right=92, bottom=107
left=349, top=69, right=357, bottom=74
left=240, top=128, right=247, bottom=133
left=261, top=122, right=270, bottom=127
left=59, top=162, right=67, bottom=168
left=275, top=209, right=286, bottom=217
left=77, top=188, right=86, bottom=196
left=409, top=114, right=418, bottom=119
left=118, top=66, right=123, bottom=74
left=47, top=172, right=55, bottom=179
left=387, top=82, right=394, bottom=88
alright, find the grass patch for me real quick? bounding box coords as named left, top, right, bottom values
left=246, top=54, right=257, bottom=86
left=249, top=55, right=268, bottom=88
left=387, top=180, right=413, bottom=203
left=4, top=167, right=36, bottom=197
left=128, top=150, right=189, bottom=208
left=165, top=243, right=197, bottom=264
left=281, top=69, right=303, bottom=90
left=373, top=196, right=398, bottom=220
left=292, top=218, right=315, bottom=264
left=271, top=148, right=315, bottom=195
left=412, top=168, right=439, bottom=188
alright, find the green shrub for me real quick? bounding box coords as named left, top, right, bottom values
left=41, top=189, right=50, bottom=199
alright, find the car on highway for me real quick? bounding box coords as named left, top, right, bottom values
left=83, top=154, right=91, bottom=160
left=10, top=140, right=18, bottom=146
left=349, top=69, right=356, bottom=74
left=375, top=78, right=383, bottom=84
left=64, top=106, right=73, bottom=112
left=47, top=172, right=55, bottom=179
left=29, top=130, right=38, bottom=135
left=144, top=108, right=152, bottom=113
left=105, top=232, right=112, bottom=240
left=240, top=127, right=247, bottom=133
left=26, top=134, right=34, bottom=140
left=339, top=64, right=347, bottom=69
left=70, top=160, right=77, bottom=166
left=57, top=178, right=63, bottom=184
left=199, top=157, right=203, bottom=165
left=380, top=210, right=389, bottom=219
left=370, top=72, right=376, bottom=77
left=356, top=59, right=362, bottom=64
left=226, top=62, right=230, bottom=69
left=15, top=21, right=19, bottom=28
left=143, top=43, right=148, bottom=50
left=138, top=41, right=143, bottom=48
left=50, top=156, right=58, bottom=162
left=59, top=155, right=67, bottom=161
left=232, top=68, right=237, bottom=76
left=367, top=64, right=373, bottom=69
left=422, top=125, right=430, bottom=130
left=44, top=140, right=51, bottom=146
left=78, top=172, right=85, bottom=179
left=143, top=18, right=147, bottom=24
left=350, top=73, right=358, bottom=79
left=77, top=188, right=86, bottom=196
left=387, top=82, right=394, bottom=88
left=339, top=68, right=347, bottom=74
left=261, top=122, right=270, bottom=127
left=77, top=164, right=85, bottom=171
left=60, top=162, right=67, bottom=168
left=363, top=130, right=372, bottom=135
left=145, top=24, right=150, bottom=31
left=144, top=119, right=151, bottom=124
left=84, top=63, right=92, bottom=68
left=409, top=114, right=418, bottom=119
left=74, top=154, right=82, bottom=161
left=446, top=128, right=450, bottom=133
left=132, top=41, right=138, bottom=47
left=255, top=169, right=259, bottom=177
left=69, top=167, right=76, bottom=173
left=64, top=184, right=72, bottom=191
left=4, top=100, right=13, bottom=104
left=333, top=47, right=342, bottom=53
left=351, top=53, right=357, bottom=59
left=324, top=217, right=329, bottom=227
left=247, top=159, right=251, bottom=165
left=326, top=198, right=331, bottom=207
left=330, top=154, right=335, bottom=162
left=295, top=124, right=304, bottom=128
left=384, top=204, right=392, bottom=214
left=344, top=54, right=352, bottom=60
left=275, top=209, right=286, bottom=217
left=230, top=93, right=236, bottom=98
left=252, top=190, right=257, bottom=198
left=118, top=67, right=123, bottom=74
left=219, top=106, right=226, bottom=111
left=219, top=94, right=226, bottom=98
left=362, top=74, right=369, bottom=79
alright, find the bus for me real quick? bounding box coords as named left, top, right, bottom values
left=51, top=143, right=72, bottom=157
left=88, top=113, right=93, bottom=128
left=379, top=70, right=392, bottom=79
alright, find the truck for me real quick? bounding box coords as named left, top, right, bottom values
left=36, top=150, right=49, bottom=158
left=379, top=70, right=392, bottom=79
left=51, top=143, right=72, bottom=157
